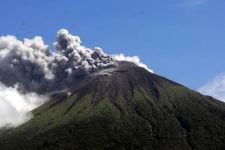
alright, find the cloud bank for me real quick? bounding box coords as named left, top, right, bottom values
left=198, top=74, right=225, bottom=102
left=0, top=83, right=48, bottom=128
left=0, top=28, right=153, bottom=127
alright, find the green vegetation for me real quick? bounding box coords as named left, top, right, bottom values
left=0, top=63, right=225, bottom=150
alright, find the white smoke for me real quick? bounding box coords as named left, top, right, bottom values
left=198, top=74, right=225, bottom=102
left=52, top=29, right=114, bottom=83
left=53, top=29, right=114, bottom=72
left=0, top=35, right=53, bottom=92
left=0, top=29, right=153, bottom=128
left=112, top=54, right=154, bottom=73
left=0, top=28, right=152, bottom=93
left=0, top=83, right=48, bottom=128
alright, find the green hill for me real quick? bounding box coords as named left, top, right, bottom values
left=1, top=62, right=225, bottom=150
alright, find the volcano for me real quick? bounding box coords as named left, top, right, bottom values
left=0, top=61, right=225, bottom=150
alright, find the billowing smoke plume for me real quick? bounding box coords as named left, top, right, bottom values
left=0, top=29, right=152, bottom=93
left=51, top=29, right=114, bottom=90
left=0, top=29, right=119, bottom=93
left=0, top=35, right=53, bottom=93
left=0, top=29, right=152, bottom=127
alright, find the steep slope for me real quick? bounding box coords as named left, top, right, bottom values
left=0, top=62, right=225, bottom=150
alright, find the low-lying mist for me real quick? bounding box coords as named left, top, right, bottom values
left=0, top=83, right=48, bottom=128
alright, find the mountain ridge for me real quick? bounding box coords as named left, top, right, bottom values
left=0, top=61, right=225, bottom=150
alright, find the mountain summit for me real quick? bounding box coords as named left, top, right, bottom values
left=1, top=62, right=225, bottom=150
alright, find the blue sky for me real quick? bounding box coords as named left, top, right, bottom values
left=0, top=0, right=225, bottom=91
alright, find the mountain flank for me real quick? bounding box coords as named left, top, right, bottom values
left=0, top=62, right=225, bottom=150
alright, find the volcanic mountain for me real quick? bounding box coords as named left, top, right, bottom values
left=0, top=61, right=225, bottom=150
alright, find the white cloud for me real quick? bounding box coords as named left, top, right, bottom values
left=198, top=74, right=225, bottom=102
left=0, top=83, right=48, bottom=128
left=112, top=54, right=154, bottom=73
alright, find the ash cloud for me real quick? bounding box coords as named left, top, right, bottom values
left=54, top=29, right=114, bottom=72
left=0, top=29, right=153, bottom=127
left=0, top=29, right=152, bottom=93
left=0, top=35, right=53, bottom=93
left=51, top=29, right=114, bottom=90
